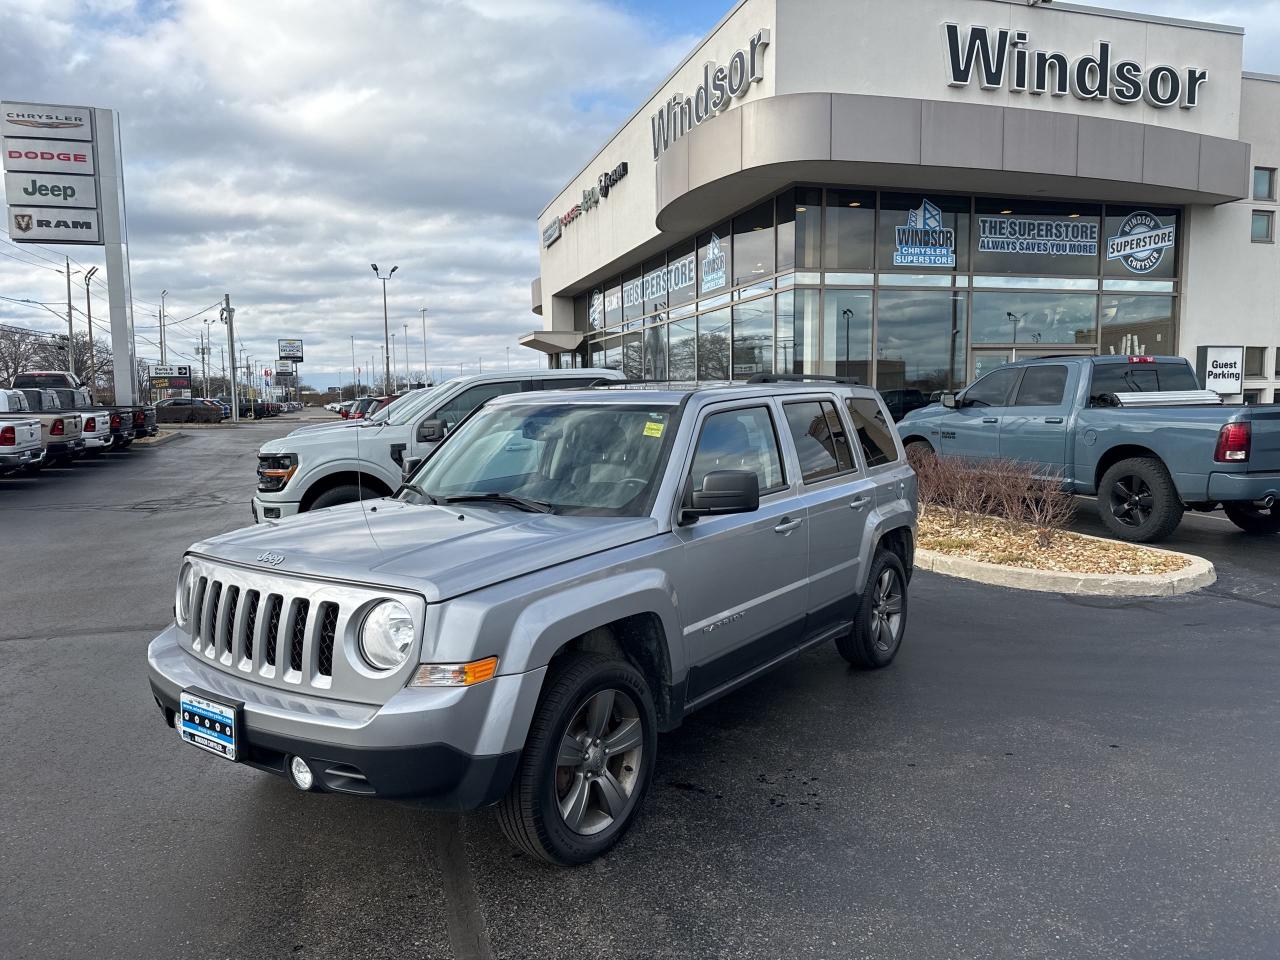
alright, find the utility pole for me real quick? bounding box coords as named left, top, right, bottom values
left=420, top=307, right=428, bottom=382
left=83, top=266, right=99, bottom=392
left=222, top=294, right=239, bottom=422
left=159, top=289, right=168, bottom=363
left=506, top=346, right=510, bottom=371
left=64, top=256, right=75, bottom=375
left=220, top=345, right=226, bottom=396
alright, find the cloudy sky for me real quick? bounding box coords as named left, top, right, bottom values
left=1, top=0, right=1278, bottom=390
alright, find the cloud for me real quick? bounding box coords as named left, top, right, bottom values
left=0, top=0, right=699, bottom=385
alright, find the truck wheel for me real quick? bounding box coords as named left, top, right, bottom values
left=837, top=549, right=908, bottom=670
left=497, top=653, right=656, bottom=866
left=306, top=484, right=365, bottom=511
left=1098, top=458, right=1183, bottom=543
left=1223, top=502, right=1280, bottom=535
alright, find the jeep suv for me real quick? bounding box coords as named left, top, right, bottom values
left=147, top=378, right=916, bottom=864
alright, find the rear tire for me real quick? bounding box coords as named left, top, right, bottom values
left=497, top=653, right=656, bottom=866
left=306, top=484, right=366, bottom=511
left=1223, top=501, right=1280, bottom=535
left=837, top=550, right=908, bottom=670
left=1097, top=457, right=1183, bottom=543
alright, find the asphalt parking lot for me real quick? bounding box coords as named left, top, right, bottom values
left=3, top=423, right=1279, bottom=960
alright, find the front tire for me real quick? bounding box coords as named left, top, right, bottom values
left=1223, top=501, right=1280, bottom=535
left=497, top=653, right=656, bottom=866
left=1097, top=457, right=1183, bottom=543
left=837, top=549, right=908, bottom=670
left=306, top=484, right=366, bottom=511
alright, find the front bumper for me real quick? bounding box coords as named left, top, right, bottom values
left=1208, top=471, right=1280, bottom=504
left=146, top=625, right=534, bottom=808
left=252, top=495, right=302, bottom=523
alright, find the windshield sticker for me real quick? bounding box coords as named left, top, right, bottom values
left=643, top=421, right=665, bottom=438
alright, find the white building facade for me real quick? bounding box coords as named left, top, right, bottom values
left=524, top=0, right=1280, bottom=408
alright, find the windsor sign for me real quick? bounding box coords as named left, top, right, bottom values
left=943, top=24, right=1209, bottom=109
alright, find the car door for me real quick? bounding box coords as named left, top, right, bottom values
left=938, top=365, right=1022, bottom=461
left=675, top=402, right=808, bottom=703
left=999, top=363, right=1074, bottom=478
left=780, top=396, right=875, bottom=635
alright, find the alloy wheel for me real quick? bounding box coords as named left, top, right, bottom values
left=1110, top=475, right=1154, bottom=528
left=871, top=567, right=903, bottom=652
left=554, top=688, right=644, bottom=836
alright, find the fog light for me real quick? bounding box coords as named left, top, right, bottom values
left=264, top=507, right=281, bottom=519
left=289, top=756, right=315, bottom=791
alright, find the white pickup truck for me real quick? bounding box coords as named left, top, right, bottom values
left=252, top=368, right=625, bottom=521
left=0, top=388, right=80, bottom=468
left=0, top=389, right=43, bottom=473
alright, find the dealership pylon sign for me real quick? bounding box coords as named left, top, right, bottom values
left=2, top=99, right=139, bottom=403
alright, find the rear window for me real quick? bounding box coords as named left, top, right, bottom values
left=845, top=396, right=900, bottom=467
left=1089, top=361, right=1199, bottom=402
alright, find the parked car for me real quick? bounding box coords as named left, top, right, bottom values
left=155, top=397, right=223, bottom=424
left=879, top=388, right=930, bottom=423
left=6, top=388, right=84, bottom=466
left=252, top=369, right=626, bottom=521
left=0, top=391, right=43, bottom=473
left=147, top=376, right=916, bottom=864
left=898, top=355, right=1280, bottom=542
left=198, top=397, right=232, bottom=418
left=47, top=388, right=114, bottom=454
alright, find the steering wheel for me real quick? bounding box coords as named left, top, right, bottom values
left=616, top=478, right=649, bottom=494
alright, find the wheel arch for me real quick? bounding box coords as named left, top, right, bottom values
left=1093, top=444, right=1165, bottom=493
left=299, top=469, right=393, bottom=510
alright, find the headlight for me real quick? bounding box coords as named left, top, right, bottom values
left=175, top=564, right=196, bottom=627
left=359, top=600, right=415, bottom=670
left=257, top=453, right=298, bottom=492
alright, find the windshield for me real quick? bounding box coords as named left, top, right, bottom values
left=379, top=384, right=449, bottom=425
left=401, top=401, right=679, bottom=516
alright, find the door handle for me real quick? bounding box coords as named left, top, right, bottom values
left=774, top=517, right=803, bottom=534
left=1046, top=417, right=1064, bottom=424
left=983, top=417, right=999, bottom=424
left=848, top=497, right=871, bottom=509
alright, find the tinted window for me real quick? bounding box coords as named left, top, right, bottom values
left=433, top=382, right=523, bottom=430
left=784, top=400, right=854, bottom=483
left=691, top=406, right=785, bottom=495
left=1089, top=361, right=1199, bottom=401
left=845, top=397, right=900, bottom=467
left=1014, top=365, right=1069, bottom=406
left=963, top=367, right=1021, bottom=407
left=540, top=377, right=607, bottom=390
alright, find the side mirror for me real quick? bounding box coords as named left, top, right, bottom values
left=941, top=392, right=958, bottom=409
left=417, top=419, right=445, bottom=443
left=680, top=470, right=760, bottom=523
left=401, top=456, right=423, bottom=479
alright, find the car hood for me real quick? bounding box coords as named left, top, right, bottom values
left=190, top=500, right=660, bottom=602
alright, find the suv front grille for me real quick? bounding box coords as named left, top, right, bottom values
left=179, top=558, right=424, bottom=699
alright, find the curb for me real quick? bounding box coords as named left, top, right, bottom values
left=132, top=430, right=183, bottom=447
left=916, top=539, right=1216, bottom=597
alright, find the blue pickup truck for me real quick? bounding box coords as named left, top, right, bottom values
left=897, top=355, right=1280, bottom=543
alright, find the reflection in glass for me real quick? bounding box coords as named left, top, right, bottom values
left=823, top=289, right=871, bottom=383
left=1100, top=295, right=1174, bottom=357
left=876, top=291, right=967, bottom=413
left=667, top=242, right=697, bottom=308
left=668, top=316, right=697, bottom=380
left=698, top=308, right=731, bottom=381
left=602, top=336, right=622, bottom=371
left=622, top=332, right=643, bottom=380
left=824, top=189, right=875, bottom=270
left=972, top=291, right=1097, bottom=345
left=643, top=256, right=667, bottom=314
left=622, top=268, right=644, bottom=322
left=604, top=279, right=622, bottom=327
left=732, top=298, right=773, bottom=380
left=972, top=276, right=1098, bottom=290
left=970, top=351, right=1012, bottom=383
left=644, top=322, right=668, bottom=381
left=775, top=289, right=819, bottom=375
left=877, top=274, right=955, bottom=287
left=733, top=201, right=774, bottom=286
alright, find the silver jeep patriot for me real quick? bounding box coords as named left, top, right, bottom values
left=146, top=379, right=917, bottom=865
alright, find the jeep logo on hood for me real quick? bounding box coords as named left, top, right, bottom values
left=256, top=551, right=285, bottom=567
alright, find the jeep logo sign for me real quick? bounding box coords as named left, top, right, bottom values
left=3, top=171, right=98, bottom=209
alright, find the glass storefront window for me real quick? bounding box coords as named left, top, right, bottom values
left=973, top=276, right=1098, bottom=290
left=733, top=201, right=774, bottom=286
left=1103, top=206, right=1179, bottom=280
left=622, top=331, right=643, bottom=380
left=878, top=193, right=970, bottom=273
left=972, top=291, right=1097, bottom=345
left=823, top=189, right=875, bottom=271
left=622, top=268, right=644, bottom=322
left=644, top=322, right=668, bottom=381
left=876, top=291, right=967, bottom=414
left=1100, top=295, right=1174, bottom=357
left=668, top=316, right=697, bottom=380
left=973, top=199, right=1102, bottom=277
left=643, top=256, right=668, bottom=314
left=777, top=187, right=822, bottom=273
left=776, top=289, right=819, bottom=375
left=732, top=297, right=773, bottom=380
left=824, top=289, right=872, bottom=383
left=667, top=242, right=696, bottom=309
left=698, top=223, right=732, bottom=296
left=601, top=335, right=623, bottom=371
left=604, top=278, right=622, bottom=327
left=698, top=307, right=731, bottom=380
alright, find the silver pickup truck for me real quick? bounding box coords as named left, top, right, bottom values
left=0, top=390, right=43, bottom=473
left=147, top=378, right=917, bottom=864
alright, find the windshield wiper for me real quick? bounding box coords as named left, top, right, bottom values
left=397, top=482, right=440, bottom=504
left=442, top=492, right=555, bottom=514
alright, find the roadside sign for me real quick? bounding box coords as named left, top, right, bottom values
left=4, top=170, right=97, bottom=208
left=277, top=338, right=303, bottom=361
left=2, top=101, right=104, bottom=249
left=152, top=364, right=191, bottom=377
left=150, top=376, right=190, bottom=389
left=1, top=102, right=93, bottom=141
left=1197, top=346, right=1244, bottom=395
left=7, top=205, right=100, bottom=243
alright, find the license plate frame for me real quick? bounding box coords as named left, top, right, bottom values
left=178, top=688, right=243, bottom=762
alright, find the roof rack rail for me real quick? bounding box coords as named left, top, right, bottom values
left=746, top=373, right=861, bottom=385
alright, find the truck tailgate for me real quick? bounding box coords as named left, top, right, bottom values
left=1245, top=405, right=1280, bottom=471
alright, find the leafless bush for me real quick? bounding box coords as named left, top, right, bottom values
left=908, top=448, right=1075, bottom=547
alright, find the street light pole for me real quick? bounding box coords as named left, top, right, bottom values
left=370, top=264, right=398, bottom=393
left=402, top=322, right=410, bottom=388
left=83, top=266, right=99, bottom=391
left=350, top=335, right=357, bottom=401
left=159, top=289, right=168, bottom=363
left=420, top=307, right=428, bottom=382
left=391, top=332, right=397, bottom=393
left=64, top=256, right=76, bottom=376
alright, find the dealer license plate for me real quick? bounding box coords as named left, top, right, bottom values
left=178, top=690, right=240, bottom=761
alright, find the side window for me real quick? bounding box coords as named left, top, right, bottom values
left=845, top=396, right=900, bottom=468
left=1013, top=365, right=1069, bottom=406
left=783, top=400, right=855, bottom=483
left=963, top=367, right=1021, bottom=408
left=690, top=406, right=785, bottom=494
left=433, top=382, right=519, bottom=430
left=539, top=377, right=607, bottom=390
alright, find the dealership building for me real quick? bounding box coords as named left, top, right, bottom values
left=522, top=0, right=1280, bottom=406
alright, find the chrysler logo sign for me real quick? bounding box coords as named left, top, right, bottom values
left=543, top=161, right=629, bottom=248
